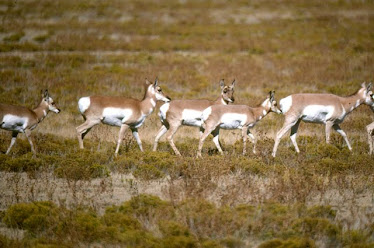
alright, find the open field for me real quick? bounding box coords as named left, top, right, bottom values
left=1, top=0, right=374, bottom=247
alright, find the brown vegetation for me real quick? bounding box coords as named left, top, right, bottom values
left=1, top=0, right=374, bottom=247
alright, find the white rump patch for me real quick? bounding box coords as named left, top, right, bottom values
left=78, top=97, right=91, bottom=114
left=102, top=107, right=133, bottom=126
left=1, top=114, right=28, bottom=132
left=279, top=96, right=292, bottom=114
left=220, top=113, right=247, bottom=129
left=159, top=102, right=170, bottom=121
left=182, top=109, right=204, bottom=126
left=301, top=105, right=334, bottom=123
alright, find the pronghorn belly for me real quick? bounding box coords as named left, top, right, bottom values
left=301, top=105, right=335, bottom=123
left=182, top=109, right=203, bottom=127
left=219, top=113, right=247, bottom=130
left=1, top=114, right=28, bottom=132
left=102, top=108, right=133, bottom=126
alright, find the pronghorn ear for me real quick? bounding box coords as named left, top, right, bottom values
left=43, top=89, right=49, bottom=99
left=153, top=77, right=158, bottom=88
left=145, top=78, right=152, bottom=85
left=367, top=82, right=372, bottom=91
left=269, top=91, right=275, bottom=101
left=219, top=79, right=225, bottom=89
left=231, top=79, right=236, bottom=88
left=361, top=82, right=367, bottom=89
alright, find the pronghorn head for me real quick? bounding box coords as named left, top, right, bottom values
left=262, top=91, right=281, bottom=114
left=146, top=78, right=171, bottom=103
left=361, top=82, right=374, bottom=106
left=41, top=89, right=60, bottom=113
left=220, top=79, right=235, bottom=104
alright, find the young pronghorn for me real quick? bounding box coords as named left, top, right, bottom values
left=367, top=93, right=374, bottom=155
left=272, top=82, right=373, bottom=157
left=76, top=78, right=170, bottom=156
left=153, top=79, right=235, bottom=156
left=0, top=90, right=61, bottom=156
left=197, top=91, right=280, bottom=157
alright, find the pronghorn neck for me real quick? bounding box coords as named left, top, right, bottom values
left=214, top=96, right=229, bottom=105
left=340, top=93, right=364, bottom=114
left=140, top=93, right=157, bottom=116
left=32, top=101, right=49, bottom=122
left=253, top=99, right=270, bottom=121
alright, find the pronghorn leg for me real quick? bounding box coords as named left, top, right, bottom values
left=6, top=131, right=18, bottom=155
left=24, top=129, right=36, bottom=156
left=199, top=127, right=205, bottom=139
left=332, top=124, right=352, bottom=151
left=272, top=117, right=299, bottom=157
left=153, top=125, right=168, bottom=151
left=166, top=122, right=182, bottom=156
left=366, top=122, right=374, bottom=154
left=114, top=124, right=129, bottom=156
left=242, top=126, right=249, bottom=155
left=290, top=119, right=301, bottom=153
left=76, top=118, right=101, bottom=149
left=325, top=121, right=333, bottom=144
left=247, top=129, right=257, bottom=154
left=197, top=123, right=219, bottom=158
left=211, top=128, right=223, bottom=155
left=131, top=128, right=143, bottom=152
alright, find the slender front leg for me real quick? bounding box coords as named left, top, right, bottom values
left=153, top=125, right=168, bottom=151
left=131, top=128, right=143, bottom=152
left=241, top=126, right=248, bottom=155
left=114, top=124, right=129, bottom=156
left=366, top=122, right=374, bottom=155
left=290, top=119, right=301, bottom=153
left=211, top=128, right=223, bottom=155
left=24, top=129, right=36, bottom=156
left=6, top=131, right=18, bottom=155
left=272, top=117, right=299, bottom=157
left=333, top=124, right=352, bottom=151
left=325, top=121, right=333, bottom=144
left=197, top=124, right=219, bottom=158
left=247, top=129, right=257, bottom=154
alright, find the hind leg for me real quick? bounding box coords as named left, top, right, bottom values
left=6, top=131, right=18, bottom=155
left=165, top=121, right=182, bottom=156
left=76, top=118, right=101, bottom=149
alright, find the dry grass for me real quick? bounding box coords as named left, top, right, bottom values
left=1, top=0, right=374, bottom=247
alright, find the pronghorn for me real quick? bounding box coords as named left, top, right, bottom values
left=0, top=90, right=60, bottom=156
left=272, top=82, right=373, bottom=157
left=367, top=93, right=374, bottom=155
left=197, top=91, right=280, bottom=157
left=153, top=79, right=235, bottom=156
left=76, top=78, right=170, bottom=156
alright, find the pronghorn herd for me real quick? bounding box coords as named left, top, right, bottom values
left=1, top=79, right=374, bottom=157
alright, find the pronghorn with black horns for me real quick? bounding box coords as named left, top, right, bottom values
left=76, top=78, right=170, bottom=156
left=153, top=79, right=235, bottom=156
left=0, top=90, right=61, bottom=156
left=272, top=82, right=373, bottom=157
left=197, top=91, right=280, bottom=157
